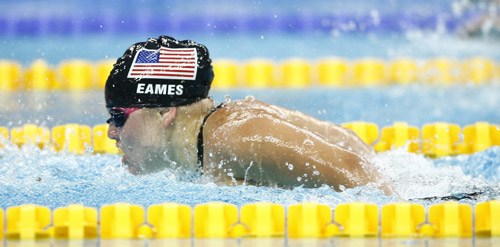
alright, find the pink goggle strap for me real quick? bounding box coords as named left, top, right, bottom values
left=113, top=107, right=142, bottom=115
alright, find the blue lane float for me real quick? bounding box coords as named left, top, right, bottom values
left=0, top=13, right=471, bottom=36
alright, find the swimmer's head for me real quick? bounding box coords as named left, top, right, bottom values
left=105, top=35, right=214, bottom=108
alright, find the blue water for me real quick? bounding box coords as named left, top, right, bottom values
left=0, top=85, right=500, bottom=210
left=0, top=135, right=498, bottom=210
left=3, top=33, right=500, bottom=65
left=2, top=85, right=500, bottom=128
left=1, top=0, right=500, bottom=213
left=0, top=0, right=466, bottom=36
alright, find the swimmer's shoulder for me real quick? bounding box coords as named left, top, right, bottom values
left=202, top=98, right=278, bottom=142
left=224, top=97, right=271, bottom=110
left=206, top=98, right=272, bottom=122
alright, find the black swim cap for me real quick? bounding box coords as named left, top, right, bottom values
left=105, top=35, right=214, bottom=108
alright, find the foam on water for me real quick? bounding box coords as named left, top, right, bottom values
left=372, top=147, right=499, bottom=206
left=0, top=139, right=498, bottom=210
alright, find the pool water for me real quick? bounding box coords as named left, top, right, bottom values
left=0, top=129, right=499, bottom=209
left=0, top=126, right=499, bottom=241
left=0, top=85, right=499, bottom=210
left=3, top=32, right=500, bottom=65
left=2, top=85, right=500, bottom=128
left=1, top=1, right=500, bottom=245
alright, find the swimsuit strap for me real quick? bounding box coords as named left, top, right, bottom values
left=197, top=103, right=225, bottom=171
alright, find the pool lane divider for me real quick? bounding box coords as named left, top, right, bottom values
left=1, top=121, right=499, bottom=157
left=0, top=12, right=466, bottom=37
left=53, top=204, right=98, bottom=239
left=1, top=201, right=500, bottom=239
left=0, top=57, right=498, bottom=91
left=3, top=124, right=119, bottom=154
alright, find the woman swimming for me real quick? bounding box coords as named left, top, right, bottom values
left=105, top=35, right=394, bottom=195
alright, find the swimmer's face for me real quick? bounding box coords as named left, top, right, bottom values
left=107, top=108, right=171, bottom=174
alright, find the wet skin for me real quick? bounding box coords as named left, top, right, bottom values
left=107, top=108, right=175, bottom=175
left=108, top=97, right=393, bottom=195
left=203, top=98, right=392, bottom=194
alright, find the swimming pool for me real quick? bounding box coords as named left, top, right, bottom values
left=1, top=86, right=500, bottom=245
left=1, top=0, right=500, bottom=245
left=1, top=84, right=500, bottom=207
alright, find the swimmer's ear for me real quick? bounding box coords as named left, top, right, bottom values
left=159, top=107, right=177, bottom=128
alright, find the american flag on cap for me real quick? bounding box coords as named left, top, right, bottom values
left=127, top=47, right=198, bottom=80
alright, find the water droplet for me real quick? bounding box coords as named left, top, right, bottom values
left=287, top=163, right=294, bottom=170
left=296, top=177, right=302, bottom=182
left=313, top=170, right=320, bottom=176
left=305, top=162, right=310, bottom=167
left=303, top=139, right=314, bottom=146
left=245, top=95, right=255, bottom=101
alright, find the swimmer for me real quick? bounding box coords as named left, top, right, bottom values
left=105, top=36, right=394, bottom=195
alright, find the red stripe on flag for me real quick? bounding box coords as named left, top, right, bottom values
left=159, top=53, right=196, bottom=56
left=160, top=57, right=195, bottom=60
left=157, top=61, right=196, bottom=64
left=131, top=69, right=196, bottom=73
left=129, top=73, right=195, bottom=78
left=160, top=48, right=196, bottom=52
left=132, top=65, right=196, bottom=69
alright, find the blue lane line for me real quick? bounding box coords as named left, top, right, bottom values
left=0, top=13, right=471, bottom=36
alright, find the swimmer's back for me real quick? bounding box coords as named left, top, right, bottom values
left=200, top=97, right=384, bottom=191
left=206, top=97, right=372, bottom=158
